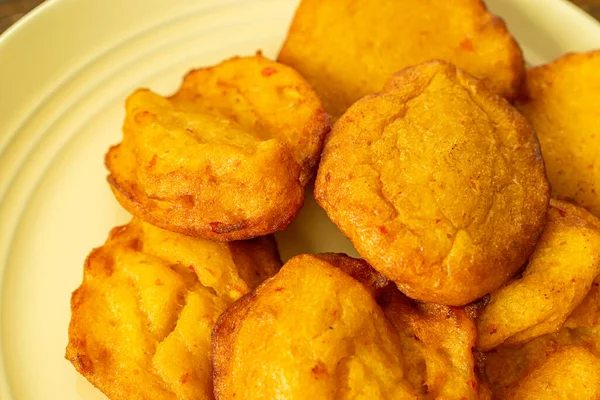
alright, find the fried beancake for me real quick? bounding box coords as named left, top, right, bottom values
left=278, top=0, right=524, bottom=119
left=106, top=54, right=330, bottom=241
left=484, top=281, right=600, bottom=399
left=518, top=51, right=600, bottom=218
left=380, top=288, right=483, bottom=400
left=65, top=218, right=281, bottom=400
left=213, top=253, right=486, bottom=399
left=212, top=253, right=417, bottom=400
left=477, top=199, right=600, bottom=350
left=315, top=61, right=549, bottom=306
left=492, top=347, right=600, bottom=400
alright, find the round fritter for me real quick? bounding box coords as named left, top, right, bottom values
left=212, top=253, right=417, bottom=400
left=65, top=218, right=281, bottom=400
left=517, top=51, right=600, bottom=218
left=106, top=54, right=330, bottom=241
left=380, top=288, right=482, bottom=400
left=278, top=0, right=524, bottom=119
left=477, top=199, right=600, bottom=350
left=315, top=61, right=549, bottom=306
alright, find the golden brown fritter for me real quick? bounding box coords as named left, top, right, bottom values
left=212, top=253, right=417, bottom=400
left=212, top=253, right=486, bottom=399
left=564, top=275, right=600, bottom=332
left=65, top=218, right=281, bottom=400
left=477, top=199, right=600, bottom=350
left=518, top=51, right=600, bottom=218
left=315, top=61, right=549, bottom=306
left=491, top=347, right=600, bottom=400
left=278, top=0, right=524, bottom=119
left=482, top=289, right=600, bottom=393
left=106, top=54, right=330, bottom=241
left=484, top=274, right=600, bottom=398
left=380, top=288, right=482, bottom=399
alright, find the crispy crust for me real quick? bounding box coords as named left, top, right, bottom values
left=315, top=252, right=392, bottom=297
left=213, top=253, right=488, bottom=399
left=106, top=54, right=330, bottom=241
left=315, top=61, right=549, bottom=305
left=278, top=0, right=524, bottom=119
left=212, top=254, right=417, bottom=399
left=517, top=50, right=600, bottom=218
left=66, top=219, right=281, bottom=400
left=477, top=199, right=600, bottom=350
left=483, top=262, right=600, bottom=398
left=380, top=287, right=481, bottom=399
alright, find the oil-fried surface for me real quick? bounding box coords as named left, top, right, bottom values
left=518, top=51, right=600, bottom=218
left=278, top=0, right=524, bottom=119
left=494, top=347, right=600, bottom=400
left=477, top=199, right=600, bottom=350
left=380, top=288, right=482, bottom=400
left=65, top=218, right=281, bottom=400
left=484, top=275, right=600, bottom=398
left=315, top=61, right=549, bottom=305
left=106, top=54, right=330, bottom=241
left=212, top=253, right=486, bottom=399
left=212, top=254, right=417, bottom=399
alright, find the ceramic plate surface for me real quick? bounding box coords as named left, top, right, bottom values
left=0, top=0, right=599, bottom=398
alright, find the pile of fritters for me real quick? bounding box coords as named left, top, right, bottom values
left=67, top=0, right=600, bottom=399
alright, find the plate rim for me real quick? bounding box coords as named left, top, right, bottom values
left=1, top=0, right=600, bottom=399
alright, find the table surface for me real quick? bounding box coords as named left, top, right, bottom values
left=1, top=0, right=600, bottom=34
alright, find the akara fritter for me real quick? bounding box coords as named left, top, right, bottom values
left=212, top=253, right=485, bottom=399
left=488, top=347, right=600, bottom=400
left=278, top=0, right=524, bottom=119
left=212, top=253, right=416, bottom=399
left=477, top=199, right=600, bottom=351
left=380, top=288, right=483, bottom=399
left=106, top=54, right=330, bottom=241
left=315, top=61, right=549, bottom=306
left=65, top=218, right=281, bottom=400
left=518, top=51, right=600, bottom=218
left=484, top=280, right=600, bottom=399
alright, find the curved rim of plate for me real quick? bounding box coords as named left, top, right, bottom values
left=0, top=0, right=599, bottom=399
left=2, top=0, right=598, bottom=47
left=0, top=0, right=55, bottom=46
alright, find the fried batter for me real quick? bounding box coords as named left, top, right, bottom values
left=477, top=199, right=600, bottom=350
left=278, top=0, right=524, bottom=119
left=65, top=218, right=281, bottom=400
left=380, top=288, right=482, bottom=399
left=315, top=61, right=549, bottom=305
left=213, top=253, right=486, bottom=399
left=212, top=253, right=417, bottom=400
left=106, top=54, right=330, bottom=241
left=484, top=275, right=600, bottom=398
left=494, top=347, right=600, bottom=400
left=518, top=51, right=600, bottom=218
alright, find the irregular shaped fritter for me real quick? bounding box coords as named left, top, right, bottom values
left=106, top=54, right=330, bottom=241
left=315, top=61, right=549, bottom=306
left=213, top=253, right=486, bottom=399
left=380, top=288, right=482, bottom=400
left=564, top=275, right=600, bottom=333
left=484, top=278, right=600, bottom=399
left=65, top=218, right=281, bottom=400
left=518, top=51, right=600, bottom=218
left=212, top=254, right=417, bottom=400
left=477, top=199, right=600, bottom=350
left=278, top=0, right=524, bottom=119
left=495, top=347, right=600, bottom=400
